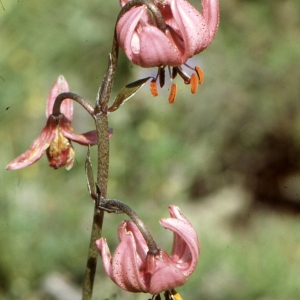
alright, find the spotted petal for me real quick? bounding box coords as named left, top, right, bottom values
left=160, top=205, right=200, bottom=276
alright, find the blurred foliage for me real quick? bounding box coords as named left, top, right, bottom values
left=1, top=0, right=300, bottom=299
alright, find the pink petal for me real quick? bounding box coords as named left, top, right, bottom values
left=6, top=116, right=57, bottom=170
left=160, top=205, right=200, bottom=276
left=58, top=115, right=98, bottom=145
left=145, top=250, right=187, bottom=294
left=170, top=0, right=210, bottom=59
left=119, top=221, right=148, bottom=268
left=62, top=130, right=98, bottom=146
left=96, top=238, right=113, bottom=278
left=202, top=0, right=220, bottom=39
left=137, top=25, right=182, bottom=67
left=117, top=7, right=182, bottom=67
left=59, top=115, right=113, bottom=146
left=97, top=224, right=148, bottom=293
left=117, top=7, right=145, bottom=62
left=117, top=221, right=187, bottom=294
left=96, top=238, right=129, bottom=289
left=46, top=75, right=73, bottom=120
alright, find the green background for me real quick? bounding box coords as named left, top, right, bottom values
left=1, top=0, right=300, bottom=299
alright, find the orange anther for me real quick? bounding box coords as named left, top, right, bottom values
left=190, top=73, right=199, bottom=94
left=168, top=83, right=177, bottom=104
left=150, top=80, right=158, bottom=97
left=195, top=66, right=204, bottom=84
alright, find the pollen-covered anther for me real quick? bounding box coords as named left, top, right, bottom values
left=168, top=83, right=177, bottom=104
left=195, top=66, right=204, bottom=84
left=150, top=80, right=159, bottom=97
left=190, top=73, right=199, bottom=94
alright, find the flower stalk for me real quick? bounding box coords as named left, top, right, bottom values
left=97, top=195, right=159, bottom=254
left=82, top=2, right=121, bottom=297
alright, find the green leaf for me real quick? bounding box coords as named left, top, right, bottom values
left=108, top=76, right=152, bottom=112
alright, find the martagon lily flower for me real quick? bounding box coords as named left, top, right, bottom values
left=117, top=0, right=220, bottom=102
left=96, top=205, right=200, bottom=295
left=6, top=75, right=103, bottom=171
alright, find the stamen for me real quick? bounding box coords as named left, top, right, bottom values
left=150, top=80, right=159, bottom=97
left=168, top=83, right=177, bottom=104
left=170, top=289, right=183, bottom=300
left=164, top=291, right=171, bottom=300
left=195, top=66, right=204, bottom=84
left=155, top=294, right=162, bottom=300
left=159, top=67, right=166, bottom=88
left=176, top=67, right=190, bottom=84
left=171, top=67, right=178, bottom=79
left=190, top=73, right=199, bottom=94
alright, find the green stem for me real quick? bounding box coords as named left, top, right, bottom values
left=81, top=18, right=119, bottom=300
left=81, top=0, right=165, bottom=297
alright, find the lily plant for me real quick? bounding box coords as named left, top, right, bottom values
left=7, top=0, right=219, bottom=299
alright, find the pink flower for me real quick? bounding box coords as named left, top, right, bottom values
left=117, top=0, right=219, bottom=68
left=6, top=75, right=100, bottom=171
left=96, top=205, right=200, bottom=295
left=117, top=0, right=219, bottom=102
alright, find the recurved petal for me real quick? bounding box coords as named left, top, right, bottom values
left=62, top=129, right=98, bottom=146
left=59, top=115, right=113, bottom=146
left=170, top=0, right=211, bottom=59
left=145, top=250, right=187, bottom=294
left=160, top=205, right=200, bottom=276
left=117, top=7, right=182, bottom=67
left=58, top=114, right=97, bottom=145
left=97, top=224, right=148, bottom=293
left=119, top=221, right=149, bottom=268
left=117, top=6, right=146, bottom=63
left=46, top=75, right=73, bottom=120
left=6, top=115, right=57, bottom=170
left=96, top=238, right=114, bottom=279
left=202, top=0, right=220, bottom=39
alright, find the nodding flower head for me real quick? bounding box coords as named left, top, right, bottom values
left=116, top=0, right=219, bottom=102
left=6, top=75, right=110, bottom=171
left=96, top=205, right=200, bottom=295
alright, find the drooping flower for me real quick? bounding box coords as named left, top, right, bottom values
left=116, top=0, right=219, bottom=102
left=96, top=205, right=200, bottom=295
left=6, top=75, right=105, bottom=171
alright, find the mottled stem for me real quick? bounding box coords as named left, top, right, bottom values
left=82, top=10, right=119, bottom=300
left=82, top=0, right=165, bottom=298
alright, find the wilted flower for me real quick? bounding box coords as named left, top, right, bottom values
left=117, top=0, right=219, bottom=102
left=6, top=75, right=102, bottom=171
left=96, top=205, right=200, bottom=295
